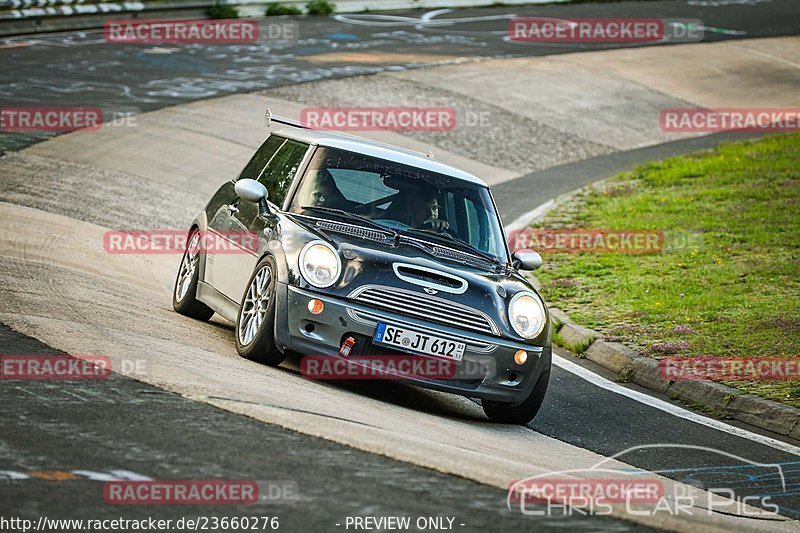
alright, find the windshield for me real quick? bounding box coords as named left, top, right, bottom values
left=289, top=146, right=509, bottom=263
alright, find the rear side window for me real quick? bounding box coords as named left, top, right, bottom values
left=239, top=136, right=308, bottom=208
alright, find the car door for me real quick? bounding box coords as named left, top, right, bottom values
left=206, top=136, right=310, bottom=302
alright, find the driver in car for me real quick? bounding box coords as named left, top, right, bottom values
left=412, top=195, right=449, bottom=232
left=387, top=185, right=450, bottom=232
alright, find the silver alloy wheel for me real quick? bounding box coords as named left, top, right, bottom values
left=238, top=264, right=272, bottom=346
left=175, top=232, right=201, bottom=302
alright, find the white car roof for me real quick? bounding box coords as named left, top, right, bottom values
left=274, top=127, right=488, bottom=187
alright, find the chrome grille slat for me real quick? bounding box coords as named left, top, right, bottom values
left=359, top=289, right=487, bottom=320
left=356, top=298, right=489, bottom=332
left=356, top=294, right=490, bottom=329
left=358, top=290, right=486, bottom=323
left=349, top=285, right=499, bottom=336
left=354, top=297, right=494, bottom=334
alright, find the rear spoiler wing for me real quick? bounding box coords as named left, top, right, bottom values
left=265, top=108, right=310, bottom=129
left=264, top=107, right=435, bottom=159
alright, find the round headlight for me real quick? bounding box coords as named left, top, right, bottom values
left=508, top=292, right=547, bottom=339
left=299, top=241, right=341, bottom=288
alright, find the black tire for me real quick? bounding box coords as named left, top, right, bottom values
left=173, top=228, right=215, bottom=321
left=482, top=365, right=550, bottom=425
left=235, top=255, right=285, bottom=366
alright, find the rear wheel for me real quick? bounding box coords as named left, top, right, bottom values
left=235, top=256, right=285, bottom=366
left=482, top=365, right=550, bottom=425
left=173, top=229, right=214, bottom=321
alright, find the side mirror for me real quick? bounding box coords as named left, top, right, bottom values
left=235, top=179, right=271, bottom=216
left=512, top=249, right=542, bottom=271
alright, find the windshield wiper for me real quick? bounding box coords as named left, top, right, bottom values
left=299, top=205, right=399, bottom=238
left=402, top=228, right=501, bottom=266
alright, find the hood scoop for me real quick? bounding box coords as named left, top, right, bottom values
left=431, top=245, right=496, bottom=269
left=315, top=220, right=393, bottom=244
left=392, top=263, right=468, bottom=295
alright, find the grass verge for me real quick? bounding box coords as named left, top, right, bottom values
left=530, top=133, right=800, bottom=406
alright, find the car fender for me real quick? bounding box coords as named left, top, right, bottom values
left=256, top=236, right=293, bottom=352
left=189, top=211, right=209, bottom=282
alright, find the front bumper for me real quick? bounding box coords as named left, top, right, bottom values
left=280, top=283, right=551, bottom=404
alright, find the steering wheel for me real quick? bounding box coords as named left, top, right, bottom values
left=373, top=219, right=410, bottom=231
left=421, top=219, right=452, bottom=234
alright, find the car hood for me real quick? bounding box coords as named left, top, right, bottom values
left=283, top=214, right=548, bottom=342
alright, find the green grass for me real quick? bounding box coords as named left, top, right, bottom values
left=306, top=0, right=335, bottom=15
left=265, top=3, right=302, bottom=16
left=207, top=1, right=239, bottom=19
left=532, top=133, right=800, bottom=406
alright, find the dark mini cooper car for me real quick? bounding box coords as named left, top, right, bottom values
left=173, top=122, right=551, bottom=424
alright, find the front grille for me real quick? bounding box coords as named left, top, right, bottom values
left=348, top=333, right=395, bottom=357
left=348, top=285, right=499, bottom=336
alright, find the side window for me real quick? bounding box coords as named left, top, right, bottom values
left=239, top=136, right=284, bottom=181
left=258, top=140, right=308, bottom=208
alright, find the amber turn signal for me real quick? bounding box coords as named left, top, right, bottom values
left=307, top=298, right=324, bottom=315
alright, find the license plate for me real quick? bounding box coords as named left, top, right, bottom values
left=373, top=323, right=465, bottom=361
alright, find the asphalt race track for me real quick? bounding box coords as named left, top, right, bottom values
left=1, top=0, right=799, bottom=153
left=1, top=1, right=800, bottom=532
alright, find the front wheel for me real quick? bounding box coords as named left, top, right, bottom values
left=482, top=366, right=550, bottom=425
left=235, top=256, right=285, bottom=366
left=173, top=229, right=215, bottom=321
